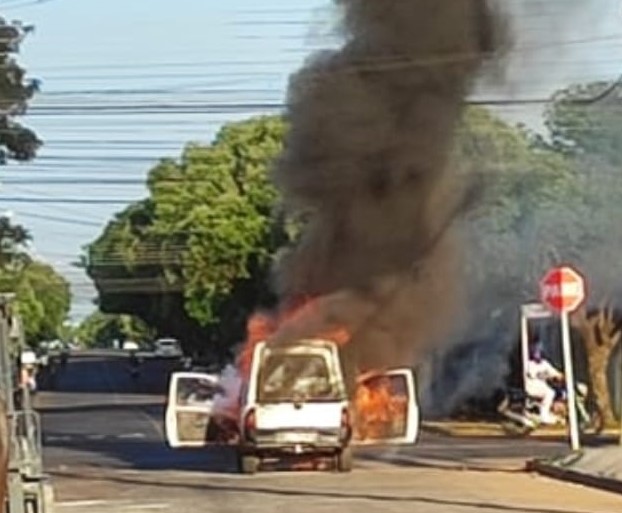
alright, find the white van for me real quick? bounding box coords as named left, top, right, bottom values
left=165, top=339, right=419, bottom=474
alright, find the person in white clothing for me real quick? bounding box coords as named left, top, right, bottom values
left=525, top=341, right=563, bottom=425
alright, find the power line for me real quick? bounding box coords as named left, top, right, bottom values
left=15, top=211, right=103, bottom=228
left=0, top=197, right=135, bottom=204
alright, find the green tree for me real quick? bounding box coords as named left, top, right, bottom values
left=543, top=82, right=622, bottom=425
left=86, top=116, right=289, bottom=361
left=77, top=312, right=154, bottom=348
left=0, top=18, right=40, bottom=163
left=21, top=261, right=71, bottom=340
left=457, top=106, right=581, bottom=302
left=0, top=217, right=70, bottom=344
left=545, top=82, right=622, bottom=164
left=0, top=215, right=30, bottom=267
left=0, top=262, right=71, bottom=344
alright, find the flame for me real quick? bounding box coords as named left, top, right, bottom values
left=213, top=298, right=405, bottom=444
left=353, top=376, right=408, bottom=442
left=236, top=312, right=279, bottom=381
left=235, top=297, right=350, bottom=380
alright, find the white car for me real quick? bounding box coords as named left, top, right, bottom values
left=122, top=340, right=139, bottom=352
left=154, top=338, right=183, bottom=358
left=165, top=339, right=420, bottom=474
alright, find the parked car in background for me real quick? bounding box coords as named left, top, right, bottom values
left=122, top=340, right=140, bottom=352
left=154, top=338, right=183, bottom=359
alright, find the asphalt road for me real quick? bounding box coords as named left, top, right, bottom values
left=38, top=351, right=622, bottom=513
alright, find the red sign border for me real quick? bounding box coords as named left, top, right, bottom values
left=539, top=264, right=587, bottom=314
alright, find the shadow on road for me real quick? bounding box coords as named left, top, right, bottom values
left=38, top=401, right=164, bottom=415
left=356, top=451, right=526, bottom=473
left=45, top=435, right=241, bottom=473
left=49, top=468, right=602, bottom=513
left=40, top=356, right=180, bottom=396
left=44, top=434, right=339, bottom=474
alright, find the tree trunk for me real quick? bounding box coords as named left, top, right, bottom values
left=572, top=306, right=621, bottom=428
left=586, top=342, right=616, bottom=426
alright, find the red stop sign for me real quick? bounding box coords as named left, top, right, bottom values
left=540, top=266, right=586, bottom=313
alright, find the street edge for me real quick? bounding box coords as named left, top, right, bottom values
left=422, top=422, right=619, bottom=439
left=527, top=459, right=622, bottom=495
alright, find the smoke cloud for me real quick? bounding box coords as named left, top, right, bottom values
left=269, top=0, right=508, bottom=375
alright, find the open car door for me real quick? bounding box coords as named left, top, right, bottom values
left=165, top=372, right=224, bottom=448
left=352, top=368, right=420, bottom=446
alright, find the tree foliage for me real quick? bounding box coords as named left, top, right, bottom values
left=77, top=312, right=155, bottom=348
left=0, top=217, right=70, bottom=344
left=86, top=116, right=289, bottom=360
left=0, top=17, right=40, bottom=164
left=542, top=82, right=622, bottom=424
left=545, top=82, right=622, bottom=163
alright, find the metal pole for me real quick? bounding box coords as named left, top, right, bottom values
left=520, top=311, right=529, bottom=390
left=560, top=310, right=580, bottom=451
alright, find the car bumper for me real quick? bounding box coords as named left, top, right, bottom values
left=243, top=429, right=345, bottom=453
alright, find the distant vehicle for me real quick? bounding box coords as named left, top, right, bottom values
left=154, top=338, right=183, bottom=358
left=165, top=339, right=420, bottom=475
left=122, top=340, right=140, bottom=352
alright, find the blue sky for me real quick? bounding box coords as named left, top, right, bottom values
left=1, top=0, right=621, bottom=322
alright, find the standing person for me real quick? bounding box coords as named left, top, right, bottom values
left=525, top=339, right=563, bottom=425
left=20, top=351, right=37, bottom=394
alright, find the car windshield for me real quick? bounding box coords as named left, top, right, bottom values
left=256, top=351, right=344, bottom=403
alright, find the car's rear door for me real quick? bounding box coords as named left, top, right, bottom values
left=164, top=372, right=222, bottom=448
left=352, top=368, right=420, bottom=445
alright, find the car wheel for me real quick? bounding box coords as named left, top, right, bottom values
left=336, top=446, right=353, bottom=472
left=239, top=453, right=260, bottom=475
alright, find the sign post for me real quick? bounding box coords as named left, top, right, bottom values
left=540, top=265, right=586, bottom=452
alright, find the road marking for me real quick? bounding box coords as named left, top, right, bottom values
left=45, top=435, right=71, bottom=442
left=127, top=505, right=170, bottom=511
left=56, top=500, right=108, bottom=507
left=118, top=432, right=147, bottom=439
left=57, top=500, right=171, bottom=511
left=45, top=433, right=150, bottom=443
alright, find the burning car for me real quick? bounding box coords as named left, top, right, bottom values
left=165, top=338, right=420, bottom=474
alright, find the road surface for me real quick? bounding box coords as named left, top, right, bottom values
left=38, top=351, right=622, bottom=513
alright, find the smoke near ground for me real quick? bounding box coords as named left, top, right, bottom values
left=269, top=0, right=508, bottom=374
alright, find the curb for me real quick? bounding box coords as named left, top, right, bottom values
left=422, top=422, right=619, bottom=439
left=527, top=459, right=622, bottom=495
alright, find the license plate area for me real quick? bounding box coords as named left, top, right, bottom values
left=276, top=431, right=318, bottom=444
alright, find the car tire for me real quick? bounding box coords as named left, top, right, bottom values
left=239, top=453, right=260, bottom=475
left=336, top=446, right=353, bottom=472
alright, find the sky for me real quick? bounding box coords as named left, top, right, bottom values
left=0, top=0, right=621, bottom=322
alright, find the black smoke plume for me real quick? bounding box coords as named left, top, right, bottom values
left=270, top=0, right=508, bottom=373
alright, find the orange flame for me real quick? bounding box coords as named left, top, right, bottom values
left=353, top=377, right=408, bottom=442
left=229, top=298, right=405, bottom=443
left=236, top=297, right=350, bottom=379
left=236, top=312, right=279, bottom=381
